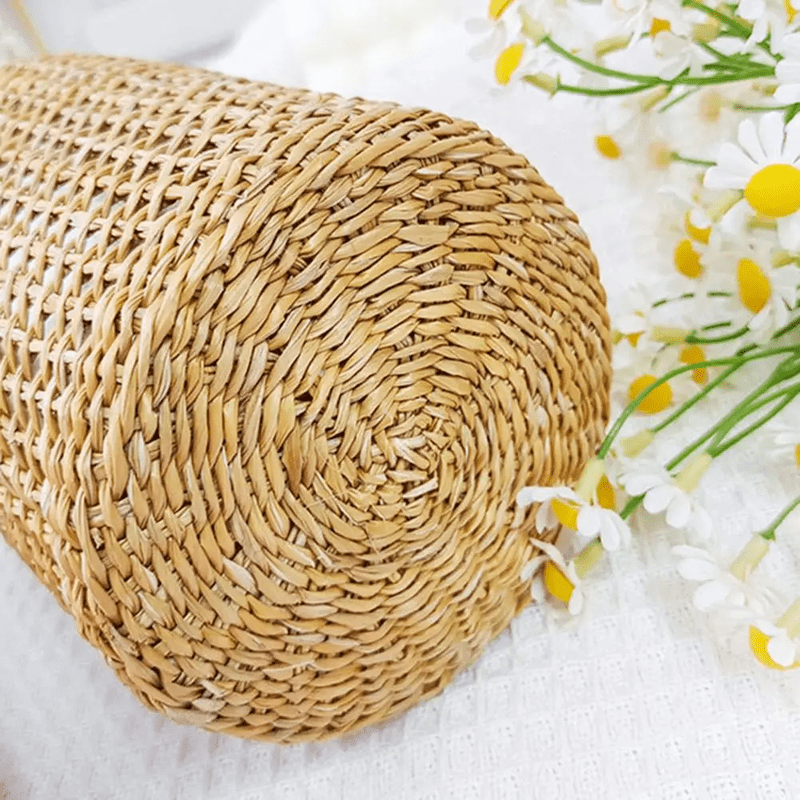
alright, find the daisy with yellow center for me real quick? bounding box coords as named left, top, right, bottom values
left=704, top=113, right=800, bottom=251
left=518, top=458, right=632, bottom=551
left=466, top=0, right=519, bottom=65
left=521, top=537, right=602, bottom=615
left=737, top=258, right=800, bottom=334
left=750, top=597, right=800, bottom=669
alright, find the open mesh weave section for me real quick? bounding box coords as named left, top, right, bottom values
left=0, top=55, right=610, bottom=742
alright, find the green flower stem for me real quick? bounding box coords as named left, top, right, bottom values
left=760, top=494, right=800, bottom=541
left=681, top=0, right=776, bottom=60
left=658, top=87, right=700, bottom=113
left=733, top=102, right=792, bottom=113
left=651, top=290, right=732, bottom=309
left=597, top=345, right=800, bottom=460
left=617, top=383, right=799, bottom=521
left=772, top=314, right=800, bottom=340
left=686, top=324, right=751, bottom=345
left=548, top=66, right=776, bottom=99
left=537, top=80, right=652, bottom=98
left=541, top=36, right=659, bottom=84
left=684, top=0, right=745, bottom=35
left=670, top=152, right=716, bottom=167
left=708, top=382, right=800, bottom=456
left=661, top=352, right=800, bottom=467
left=651, top=360, right=746, bottom=434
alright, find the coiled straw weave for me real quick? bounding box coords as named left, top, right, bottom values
left=0, top=55, right=610, bottom=742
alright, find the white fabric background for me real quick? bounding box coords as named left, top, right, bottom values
left=3, top=2, right=800, bottom=798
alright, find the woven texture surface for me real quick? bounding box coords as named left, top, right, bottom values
left=0, top=53, right=609, bottom=743
left=5, top=2, right=800, bottom=797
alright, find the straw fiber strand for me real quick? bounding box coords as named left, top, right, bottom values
left=0, top=55, right=610, bottom=742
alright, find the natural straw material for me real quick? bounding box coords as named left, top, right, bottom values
left=0, top=55, right=610, bottom=742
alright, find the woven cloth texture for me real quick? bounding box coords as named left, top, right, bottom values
left=0, top=52, right=609, bottom=744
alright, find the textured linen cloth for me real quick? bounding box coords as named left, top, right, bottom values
left=3, top=2, right=800, bottom=798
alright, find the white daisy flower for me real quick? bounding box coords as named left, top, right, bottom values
left=776, top=31, right=800, bottom=90
left=750, top=617, right=800, bottom=667
left=652, top=31, right=706, bottom=80
left=466, top=0, right=516, bottom=61
left=601, top=0, right=701, bottom=41
left=521, top=537, right=585, bottom=615
left=673, top=538, right=779, bottom=614
left=517, top=469, right=631, bottom=551
left=747, top=263, right=800, bottom=335
left=575, top=504, right=632, bottom=551
left=734, top=0, right=793, bottom=45
left=697, top=227, right=800, bottom=340
left=518, top=484, right=583, bottom=531
left=704, top=113, right=800, bottom=251
left=620, top=462, right=713, bottom=540
left=749, top=596, right=800, bottom=669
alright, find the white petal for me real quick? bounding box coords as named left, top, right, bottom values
left=738, top=118, right=768, bottom=166
left=576, top=505, right=601, bottom=539
left=690, top=508, right=714, bottom=541
left=777, top=215, right=800, bottom=251
left=665, top=493, right=692, bottom=529
left=521, top=556, right=546, bottom=582
left=568, top=588, right=584, bottom=615
left=678, top=558, right=720, bottom=582
left=598, top=513, right=622, bottom=551
left=767, top=633, right=798, bottom=667
left=693, top=579, right=730, bottom=610
left=643, top=484, right=676, bottom=515
left=672, top=545, right=712, bottom=560
left=705, top=151, right=751, bottom=189
left=517, top=487, right=555, bottom=507
left=757, top=112, right=786, bottom=162
left=621, top=472, right=665, bottom=496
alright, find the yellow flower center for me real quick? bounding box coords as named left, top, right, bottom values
left=595, top=135, right=622, bottom=160
left=796, top=444, right=800, bottom=467
left=544, top=560, right=575, bottom=604
left=551, top=498, right=580, bottom=530
left=629, top=374, right=673, bottom=414
left=749, top=626, right=800, bottom=670
left=489, top=0, right=515, bottom=19
left=744, top=164, right=800, bottom=218
left=626, top=332, right=642, bottom=347
left=495, top=43, right=525, bottom=85
left=786, top=0, right=797, bottom=23
left=674, top=238, right=703, bottom=278
left=596, top=475, right=616, bottom=510
left=684, top=211, right=711, bottom=245
left=737, top=258, right=771, bottom=313
left=680, top=344, right=708, bottom=385
left=650, top=18, right=671, bottom=36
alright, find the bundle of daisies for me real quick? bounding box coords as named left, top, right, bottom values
left=471, top=0, right=800, bottom=673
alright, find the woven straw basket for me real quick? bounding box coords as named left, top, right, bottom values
left=0, top=55, right=610, bottom=742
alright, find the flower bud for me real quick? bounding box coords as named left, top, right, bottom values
left=777, top=597, right=800, bottom=638
left=525, top=72, right=558, bottom=95
left=574, top=539, right=605, bottom=578
left=519, top=8, right=547, bottom=44
left=575, top=457, right=605, bottom=502
left=621, top=429, right=654, bottom=458
left=692, top=21, right=720, bottom=44
left=594, top=35, right=632, bottom=57
left=652, top=326, right=689, bottom=344
left=674, top=452, right=713, bottom=493
left=729, top=534, right=770, bottom=582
